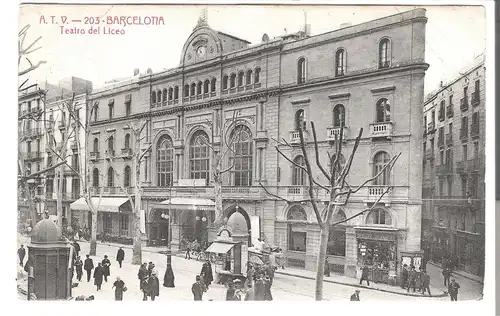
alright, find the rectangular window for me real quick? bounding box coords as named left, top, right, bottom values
left=464, top=86, right=468, bottom=97
left=447, top=177, right=453, bottom=197
left=120, top=214, right=129, bottom=235
left=462, top=144, right=468, bottom=161
left=440, top=150, right=444, bottom=165
left=431, top=110, right=436, bottom=124
left=439, top=179, right=444, bottom=197
left=288, top=223, right=306, bottom=252
left=448, top=123, right=452, bottom=134
left=126, top=102, right=131, bottom=116
left=445, top=149, right=452, bottom=166
left=474, top=80, right=480, bottom=92
left=461, top=177, right=467, bottom=197
left=449, top=95, right=453, bottom=105
left=473, top=141, right=479, bottom=158
left=103, top=213, right=113, bottom=234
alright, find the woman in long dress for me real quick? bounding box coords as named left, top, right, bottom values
left=112, top=277, right=126, bottom=301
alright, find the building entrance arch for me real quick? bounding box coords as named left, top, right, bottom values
left=223, top=205, right=252, bottom=246
left=179, top=208, right=209, bottom=249
left=148, top=208, right=170, bottom=247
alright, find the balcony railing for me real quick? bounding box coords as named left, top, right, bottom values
left=436, top=163, right=453, bottom=175
left=121, top=148, right=133, bottom=158
left=425, top=149, right=434, bottom=160
left=471, top=123, right=479, bottom=138
left=445, top=133, right=453, bottom=146
left=24, top=151, right=42, bottom=160
left=370, top=122, right=393, bottom=138
left=460, top=96, right=469, bottom=111
left=427, top=122, right=435, bottom=133
left=471, top=91, right=480, bottom=106
left=90, top=152, right=100, bottom=160
left=326, top=127, right=348, bottom=141
left=446, top=105, right=454, bottom=118
left=106, top=149, right=116, bottom=157
left=289, top=130, right=307, bottom=144
left=103, top=187, right=119, bottom=194
left=90, top=187, right=101, bottom=195
left=460, top=128, right=468, bottom=141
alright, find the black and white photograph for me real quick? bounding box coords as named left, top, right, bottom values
left=14, top=2, right=493, bottom=307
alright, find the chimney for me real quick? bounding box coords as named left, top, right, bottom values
left=134, top=68, right=140, bottom=76
left=340, top=22, right=352, bottom=29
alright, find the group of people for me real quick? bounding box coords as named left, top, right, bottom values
left=441, top=259, right=461, bottom=301
left=137, top=261, right=176, bottom=301
left=400, top=264, right=432, bottom=295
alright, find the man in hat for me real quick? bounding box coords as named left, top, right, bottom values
left=102, top=255, right=111, bottom=282
left=147, top=272, right=160, bottom=301
left=192, top=275, right=206, bottom=301
left=350, top=290, right=360, bottom=301
left=84, top=254, right=94, bottom=282
left=200, top=260, right=214, bottom=289
left=448, top=278, right=460, bottom=301
left=420, top=270, right=431, bottom=296
left=116, top=247, right=125, bottom=268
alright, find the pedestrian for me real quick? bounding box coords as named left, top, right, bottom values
left=420, top=270, right=431, bottom=296
left=102, top=255, right=111, bottom=282
left=112, top=276, right=126, bottom=301
left=147, top=262, right=154, bottom=277
left=254, top=274, right=266, bottom=301
left=359, top=265, right=370, bottom=286
left=407, top=266, right=417, bottom=293
left=93, top=262, right=104, bottom=291
left=73, top=241, right=81, bottom=257
left=185, top=247, right=191, bottom=260
left=226, top=280, right=237, bottom=301
left=264, top=275, right=273, bottom=301
left=401, top=264, right=409, bottom=289
left=265, top=263, right=275, bottom=285
left=84, top=254, right=94, bottom=282
left=324, top=259, right=330, bottom=277
left=234, top=279, right=244, bottom=300
left=147, top=272, right=160, bottom=301
left=442, top=256, right=449, bottom=270
left=200, top=260, right=213, bottom=289
left=192, top=275, right=206, bottom=301
left=138, top=263, right=147, bottom=286
left=350, top=289, right=360, bottom=301
left=74, top=256, right=83, bottom=282
left=448, top=278, right=460, bottom=301
left=244, top=282, right=255, bottom=301
left=163, top=263, right=175, bottom=288
left=18, top=245, right=26, bottom=267
left=245, top=263, right=255, bottom=288
left=442, top=267, right=451, bottom=287
left=116, top=247, right=125, bottom=268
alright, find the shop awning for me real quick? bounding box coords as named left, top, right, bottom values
left=70, top=197, right=129, bottom=213
left=160, top=197, right=215, bottom=211
left=206, top=242, right=235, bottom=254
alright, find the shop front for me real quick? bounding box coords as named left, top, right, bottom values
left=355, top=228, right=398, bottom=284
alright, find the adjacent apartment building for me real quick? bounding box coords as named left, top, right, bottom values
left=421, top=54, right=485, bottom=277
left=72, top=8, right=428, bottom=283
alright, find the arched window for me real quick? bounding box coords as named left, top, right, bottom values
left=157, top=90, right=162, bottom=103
left=297, top=58, right=306, bottom=84
left=379, top=38, right=390, bottom=68
left=124, top=166, right=131, bottom=187
left=292, top=155, right=306, bottom=186
left=229, top=125, right=253, bottom=186
left=203, top=80, right=209, bottom=94
left=107, top=167, right=114, bottom=187
left=295, top=109, right=306, bottom=130
left=151, top=91, right=156, bottom=103
left=93, top=106, right=98, bottom=122
left=156, top=135, right=174, bottom=187
left=333, top=104, right=345, bottom=127
left=211, top=78, right=216, bottom=92
left=237, top=71, right=244, bottom=86
left=108, top=136, right=114, bottom=151
left=287, top=205, right=307, bottom=252
left=376, top=98, right=391, bottom=123
left=168, top=88, right=173, bottom=101
left=230, top=74, right=236, bottom=88
left=93, top=138, right=99, bottom=152
left=246, top=69, right=253, bottom=85
left=366, top=209, right=392, bottom=225
left=373, top=151, right=390, bottom=185
left=330, top=153, right=346, bottom=180
left=335, top=49, right=346, bottom=76
left=197, top=81, right=203, bottom=95
left=222, top=75, right=229, bottom=90
left=184, top=84, right=189, bottom=97
left=190, top=83, right=196, bottom=96
left=254, top=67, right=261, bottom=83
left=162, top=89, right=167, bottom=102
left=124, top=133, right=130, bottom=149
left=174, top=86, right=179, bottom=100
left=92, top=168, right=99, bottom=187
left=189, top=130, right=210, bottom=182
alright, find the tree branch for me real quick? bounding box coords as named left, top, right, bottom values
left=21, top=160, right=66, bottom=180
left=138, top=144, right=152, bottom=162
left=19, top=60, right=46, bottom=76
left=348, top=153, right=401, bottom=194
left=220, top=163, right=235, bottom=174
left=310, top=122, right=331, bottom=183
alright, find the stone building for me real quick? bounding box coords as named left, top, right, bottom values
left=422, top=54, right=485, bottom=277
left=79, top=8, right=428, bottom=282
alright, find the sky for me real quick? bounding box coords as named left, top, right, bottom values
left=19, top=4, right=486, bottom=94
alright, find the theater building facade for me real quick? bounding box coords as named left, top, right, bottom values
left=81, top=8, right=428, bottom=282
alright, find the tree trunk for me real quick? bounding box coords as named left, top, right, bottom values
left=314, top=224, right=330, bottom=301
left=25, top=183, right=37, bottom=227
left=90, top=208, right=97, bottom=255
left=214, top=176, right=222, bottom=224
left=55, top=166, right=63, bottom=230
left=131, top=136, right=142, bottom=265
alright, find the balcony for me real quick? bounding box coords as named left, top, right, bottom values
left=121, top=148, right=133, bottom=159
left=438, top=111, right=445, bottom=122
left=366, top=185, right=392, bottom=202
left=289, top=130, right=307, bottom=145
left=237, top=86, right=244, bottom=92
left=24, top=151, right=42, bottom=161
left=245, top=84, right=253, bottom=91
left=467, top=157, right=484, bottom=173
left=174, top=99, right=179, bottom=104
left=222, top=89, right=228, bottom=95
left=425, top=149, right=434, bottom=160
left=229, top=87, right=236, bottom=94
left=90, top=187, right=101, bottom=195
left=370, top=122, right=393, bottom=138
left=103, top=187, right=119, bottom=195
left=221, top=187, right=263, bottom=199
left=427, top=122, right=435, bottom=134
left=436, top=163, right=453, bottom=175
left=280, top=186, right=309, bottom=202
left=254, top=82, right=262, bottom=89
left=445, top=133, right=453, bottom=146
left=438, top=136, right=444, bottom=148
left=471, top=91, right=480, bottom=106
left=446, top=105, right=454, bottom=118
left=326, top=127, right=348, bottom=141
left=62, top=192, right=80, bottom=201
left=434, top=196, right=476, bottom=207
left=90, top=152, right=100, bottom=161
left=471, top=123, right=479, bottom=138
left=106, top=149, right=116, bottom=158
left=460, top=96, right=469, bottom=111
left=460, top=128, right=468, bottom=141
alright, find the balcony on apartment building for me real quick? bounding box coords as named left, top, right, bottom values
left=460, top=128, right=469, bottom=141
left=370, top=122, right=393, bottom=139
left=434, top=195, right=481, bottom=208
left=446, top=105, right=454, bottom=118
left=471, top=123, right=480, bottom=138
left=438, top=135, right=445, bottom=148
left=24, top=151, right=42, bottom=161
left=326, top=126, right=348, bottom=141
left=121, top=148, right=133, bottom=159
left=425, top=149, right=434, bottom=160
left=105, top=149, right=116, bottom=159
left=427, top=122, right=436, bottom=134
left=445, top=133, right=453, bottom=146
left=90, top=152, right=100, bottom=161
left=460, top=96, right=469, bottom=111
left=438, top=110, right=445, bottom=122
left=23, top=128, right=42, bottom=139
left=142, top=185, right=263, bottom=200
left=436, top=163, right=453, bottom=176
left=62, top=192, right=80, bottom=201
left=289, top=130, right=308, bottom=145
left=471, top=91, right=480, bottom=106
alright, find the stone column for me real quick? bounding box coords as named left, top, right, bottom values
left=345, top=227, right=358, bottom=278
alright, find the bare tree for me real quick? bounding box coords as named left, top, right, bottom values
left=106, top=120, right=151, bottom=265
left=260, top=121, right=400, bottom=301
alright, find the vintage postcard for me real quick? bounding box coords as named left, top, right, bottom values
left=16, top=2, right=492, bottom=309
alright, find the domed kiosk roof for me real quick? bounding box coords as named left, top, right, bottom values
left=30, top=219, right=65, bottom=244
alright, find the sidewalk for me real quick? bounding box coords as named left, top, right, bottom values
left=427, top=260, right=484, bottom=284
